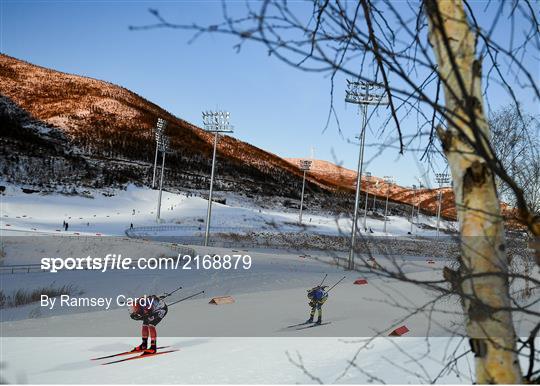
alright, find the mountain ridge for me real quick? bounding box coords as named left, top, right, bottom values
left=1, top=53, right=462, bottom=221
left=0, top=53, right=332, bottom=202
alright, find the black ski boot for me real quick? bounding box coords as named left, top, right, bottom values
left=316, top=317, right=322, bottom=325
left=306, top=317, right=314, bottom=324
left=145, top=341, right=157, bottom=354
left=132, top=338, right=148, bottom=352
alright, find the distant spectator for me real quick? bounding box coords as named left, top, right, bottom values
left=64, top=222, right=69, bottom=231
left=130, top=223, right=134, bottom=229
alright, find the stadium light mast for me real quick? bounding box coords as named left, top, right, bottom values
left=363, top=172, right=372, bottom=230
left=435, top=173, right=451, bottom=238
left=410, top=184, right=417, bottom=234
left=298, top=160, right=312, bottom=224
left=383, top=176, right=394, bottom=233
left=345, top=80, right=388, bottom=270
left=156, top=136, right=170, bottom=223
left=415, top=181, right=424, bottom=236
left=202, top=110, right=233, bottom=247
left=372, top=180, right=378, bottom=213
left=152, top=118, right=167, bottom=189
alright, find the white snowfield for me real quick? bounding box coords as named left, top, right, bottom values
left=1, top=329, right=538, bottom=384
left=0, top=183, right=536, bottom=384
left=2, top=337, right=475, bottom=384
left=0, top=183, right=454, bottom=238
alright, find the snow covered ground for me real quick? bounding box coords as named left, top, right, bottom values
left=0, top=183, right=535, bottom=384
left=0, top=183, right=455, bottom=238
left=2, top=337, right=476, bottom=384
left=0, top=243, right=459, bottom=333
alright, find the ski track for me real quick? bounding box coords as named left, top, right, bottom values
left=2, top=337, right=476, bottom=384
left=1, top=183, right=536, bottom=383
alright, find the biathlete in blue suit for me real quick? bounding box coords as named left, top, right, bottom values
left=306, top=285, right=328, bottom=324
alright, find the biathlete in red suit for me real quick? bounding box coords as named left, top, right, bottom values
left=129, top=294, right=168, bottom=354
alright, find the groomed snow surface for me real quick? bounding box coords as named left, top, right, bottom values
left=0, top=183, right=534, bottom=384
left=0, top=183, right=454, bottom=237
left=2, top=337, right=474, bottom=384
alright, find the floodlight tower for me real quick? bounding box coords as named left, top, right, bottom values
left=298, top=160, right=312, bottom=224
left=202, top=110, right=234, bottom=246
left=156, top=136, right=170, bottom=223
left=152, top=118, right=167, bottom=189
left=345, top=80, right=388, bottom=270
left=410, top=184, right=417, bottom=234
left=363, top=172, right=372, bottom=230
left=372, top=180, right=378, bottom=213
left=416, top=181, right=424, bottom=235
left=383, top=176, right=394, bottom=233
left=435, top=173, right=451, bottom=238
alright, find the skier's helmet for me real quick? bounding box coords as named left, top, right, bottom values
left=129, top=302, right=142, bottom=315
left=129, top=296, right=149, bottom=315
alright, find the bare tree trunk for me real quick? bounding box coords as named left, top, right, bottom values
left=425, top=0, right=522, bottom=383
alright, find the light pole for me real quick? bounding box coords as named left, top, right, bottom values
left=410, top=184, right=417, bottom=234
left=298, top=160, right=312, bottom=223
left=156, top=136, right=169, bottom=223
left=372, top=180, right=378, bottom=213
left=435, top=173, right=451, bottom=238
left=202, top=110, right=233, bottom=247
left=383, top=176, right=394, bottom=233
left=363, top=172, right=372, bottom=230
left=345, top=80, right=388, bottom=270
left=416, top=182, right=424, bottom=235
left=152, top=118, right=167, bottom=189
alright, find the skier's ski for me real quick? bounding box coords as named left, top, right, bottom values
left=286, top=321, right=312, bottom=328
left=295, top=322, right=331, bottom=330
left=91, top=346, right=170, bottom=361
left=101, top=349, right=179, bottom=365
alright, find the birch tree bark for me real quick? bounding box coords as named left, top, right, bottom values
left=425, top=0, right=522, bottom=382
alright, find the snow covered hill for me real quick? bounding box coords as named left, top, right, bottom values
left=0, top=182, right=455, bottom=239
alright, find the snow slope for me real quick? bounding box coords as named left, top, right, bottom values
left=1, top=183, right=455, bottom=238
left=1, top=337, right=476, bottom=384
left=1, top=243, right=477, bottom=384
left=1, top=184, right=535, bottom=384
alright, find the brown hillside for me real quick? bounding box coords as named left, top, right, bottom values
left=286, top=158, right=461, bottom=220
left=285, top=158, right=522, bottom=223
left=0, top=54, right=327, bottom=197
left=1, top=54, right=517, bottom=225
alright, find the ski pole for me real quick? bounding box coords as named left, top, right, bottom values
left=319, top=273, right=328, bottom=286
left=326, top=276, right=346, bottom=293
left=162, top=285, right=183, bottom=299
left=167, top=290, right=205, bottom=307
